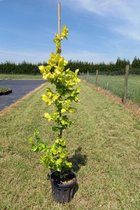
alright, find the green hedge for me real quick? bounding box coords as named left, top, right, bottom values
left=0, top=61, right=140, bottom=75
left=0, top=62, right=40, bottom=75
left=67, top=61, right=140, bottom=75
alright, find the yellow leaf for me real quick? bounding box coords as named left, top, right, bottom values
left=61, top=108, right=66, bottom=113
left=42, top=94, right=48, bottom=102
left=39, top=65, right=45, bottom=73
left=44, top=113, right=52, bottom=121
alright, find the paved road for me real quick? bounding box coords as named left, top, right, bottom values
left=0, top=80, right=45, bottom=111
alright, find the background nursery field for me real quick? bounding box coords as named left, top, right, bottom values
left=0, top=80, right=140, bottom=210
left=81, top=74, right=140, bottom=105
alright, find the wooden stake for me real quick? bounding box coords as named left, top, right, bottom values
left=123, top=65, right=129, bottom=103
left=58, top=0, right=61, bottom=36
left=57, top=0, right=61, bottom=54
left=96, top=70, right=99, bottom=85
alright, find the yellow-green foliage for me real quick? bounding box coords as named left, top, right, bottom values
left=39, top=25, right=80, bottom=133
left=29, top=129, right=72, bottom=173
left=29, top=26, right=80, bottom=174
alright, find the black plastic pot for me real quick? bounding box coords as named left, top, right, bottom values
left=50, top=171, right=77, bottom=203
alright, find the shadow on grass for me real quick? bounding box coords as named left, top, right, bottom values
left=69, top=146, right=87, bottom=197
left=69, top=146, right=87, bottom=173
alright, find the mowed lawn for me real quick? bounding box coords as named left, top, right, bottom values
left=0, top=80, right=140, bottom=210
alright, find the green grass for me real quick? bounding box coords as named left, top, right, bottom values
left=0, top=81, right=140, bottom=210
left=81, top=74, right=140, bottom=105
left=0, top=74, right=42, bottom=80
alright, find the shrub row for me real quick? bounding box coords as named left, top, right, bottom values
left=0, top=62, right=40, bottom=75
left=0, top=60, right=140, bottom=75
left=67, top=61, right=140, bottom=75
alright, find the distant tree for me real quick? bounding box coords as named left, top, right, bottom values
left=132, top=56, right=140, bottom=68
left=115, top=57, right=130, bottom=68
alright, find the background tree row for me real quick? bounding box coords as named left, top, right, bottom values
left=0, top=57, right=140, bottom=75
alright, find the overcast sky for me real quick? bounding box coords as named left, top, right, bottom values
left=0, top=0, right=140, bottom=63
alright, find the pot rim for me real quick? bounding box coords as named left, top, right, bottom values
left=50, top=171, right=77, bottom=188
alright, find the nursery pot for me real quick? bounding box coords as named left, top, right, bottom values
left=50, top=171, right=77, bottom=203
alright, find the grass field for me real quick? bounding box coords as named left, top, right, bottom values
left=0, top=80, right=140, bottom=210
left=0, top=74, right=42, bottom=80
left=81, top=74, right=140, bottom=105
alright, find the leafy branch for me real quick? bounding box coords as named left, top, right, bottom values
left=29, top=25, right=80, bottom=177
